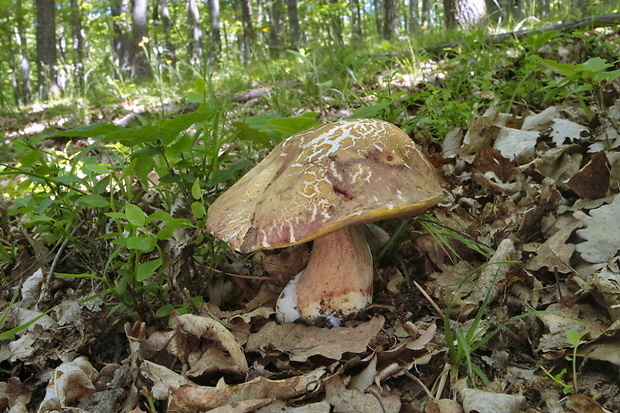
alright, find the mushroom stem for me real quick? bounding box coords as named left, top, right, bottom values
left=277, top=225, right=374, bottom=325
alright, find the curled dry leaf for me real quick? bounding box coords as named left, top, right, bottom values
left=38, top=356, right=98, bottom=412
left=172, top=313, right=248, bottom=372
left=459, top=388, right=525, bottom=413
left=577, top=257, right=620, bottom=321
left=143, top=360, right=327, bottom=412
left=576, top=195, right=620, bottom=263
left=246, top=316, right=384, bottom=362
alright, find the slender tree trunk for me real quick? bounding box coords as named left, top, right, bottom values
left=286, top=0, right=300, bottom=47
left=351, top=0, right=363, bottom=40
left=132, top=0, right=152, bottom=79
left=187, top=0, right=203, bottom=66
left=35, top=0, right=59, bottom=100
left=408, top=0, right=419, bottom=34
left=156, top=0, right=176, bottom=63
left=383, top=0, right=397, bottom=39
left=13, top=0, right=30, bottom=105
left=421, top=0, right=431, bottom=28
left=443, top=0, right=456, bottom=28
left=374, top=0, right=383, bottom=36
left=239, top=0, right=254, bottom=63
left=111, top=0, right=132, bottom=76
left=268, top=0, right=284, bottom=54
left=328, top=0, right=343, bottom=44
left=209, top=0, right=222, bottom=65
left=70, top=0, right=84, bottom=90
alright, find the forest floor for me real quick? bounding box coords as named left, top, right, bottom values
left=2, top=30, right=620, bottom=413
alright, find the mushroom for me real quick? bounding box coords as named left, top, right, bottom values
left=206, top=118, right=444, bottom=325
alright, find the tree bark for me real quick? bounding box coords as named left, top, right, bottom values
left=209, top=0, right=222, bottom=65
left=70, top=0, right=84, bottom=90
left=239, top=0, right=254, bottom=63
left=350, top=0, right=363, bottom=40
left=408, top=0, right=419, bottom=34
left=35, top=0, right=59, bottom=100
left=111, top=0, right=132, bottom=76
left=187, top=0, right=203, bottom=66
left=156, top=0, right=176, bottom=63
left=267, top=0, right=284, bottom=54
left=421, top=0, right=431, bottom=28
left=383, top=0, right=398, bottom=40
left=286, top=0, right=300, bottom=47
left=13, top=0, right=31, bottom=105
left=131, top=0, right=152, bottom=79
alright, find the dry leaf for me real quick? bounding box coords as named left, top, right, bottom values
left=459, top=388, right=525, bottom=413
left=493, top=127, right=539, bottom=161
left=576, top=195, right=620, bottom=263
left=143, top=360, right=326, bottom=412
left=550, top=118, right=589, bottom=146
left=567, top=152, right=610, bottom=199
left=325, top=376, right=401, bottom=413
left=525, top=215, right=583, bottom=273
left=172, top=313, right=248, bottom=372
left=246, top=316, right=384, bottom=362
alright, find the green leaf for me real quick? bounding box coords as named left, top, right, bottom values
left=55, top=272, right=107, bottom=282
left=125, top=204, right=147, bottom=227
left=206, top=160, right=252, bottom=187
left=156, top=304, right=176, bottom=317
left=83, top=163, right=112, bottom=175
left=126, top=235, right=156, bottom=251
left=76, top=195, right=110, bottom=208
left=348, top=101, right=390, bottom=118
left=191, top=179, right=202, bottom=200
left=19, top=150, right=40, bottom=167
left=136, top=258, right=162, bottom=282
left=191, top=201, right=206, bottom=219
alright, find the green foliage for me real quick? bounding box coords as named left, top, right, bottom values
left=540, top=328, right=590, bottom=396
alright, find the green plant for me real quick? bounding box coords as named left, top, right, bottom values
left=540, top=365, right=573, bottom=394
left=443, top=261, right=539, bottom=385
left=538, top=56, right=620, bottom=118
left=539, top=328, right=589, bottom=394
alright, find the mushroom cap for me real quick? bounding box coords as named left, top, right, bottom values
left=207, top=118, right=444, bottom=253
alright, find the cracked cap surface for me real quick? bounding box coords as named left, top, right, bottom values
left=207, top=118, right=445, bottom=253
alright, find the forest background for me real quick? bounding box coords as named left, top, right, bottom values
left=2, top=0, right=620, bottom=412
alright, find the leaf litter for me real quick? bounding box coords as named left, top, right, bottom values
left=4, top=69, right=620, bottom=413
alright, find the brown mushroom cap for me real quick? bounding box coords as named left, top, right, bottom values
left=207, top=118, right=444, bottom=254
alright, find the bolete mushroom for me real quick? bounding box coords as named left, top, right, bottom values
left=206, top=118, right=444, bottom=325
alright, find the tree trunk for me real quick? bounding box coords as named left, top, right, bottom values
left=70, top=0, right=84, bottom=90
left=408, top=0, right=419, bottom=34
left=383, top=0, right=397, bottom=39
left=286, top=0, right=300, bottom=47
left=443, top=0, right=456, bottom=29
left=267, top=0, right=284, bottom=54
left=35, top=0, right=59, bottom=100
left=209, top=0, right=222, bottom=65
left=350, top=0, right=363, bottom=40
left=453, top=0, right=488, bottom=28
left=239, top=0, right=254, bottom=63
left=13, top=0, right=31, bottom=105
left=421, top=0, right=431, bottom=28
left=156, top=0, right=175, bottom=63
left=328, top=0, right=343, bottom=44
left=187, top=0, right=203, bottom=66
left=373, top=0, right=383, bottom=36
left=111, top=0, right=132, bottom=76
left=131, top=0, right=152, bottom=79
